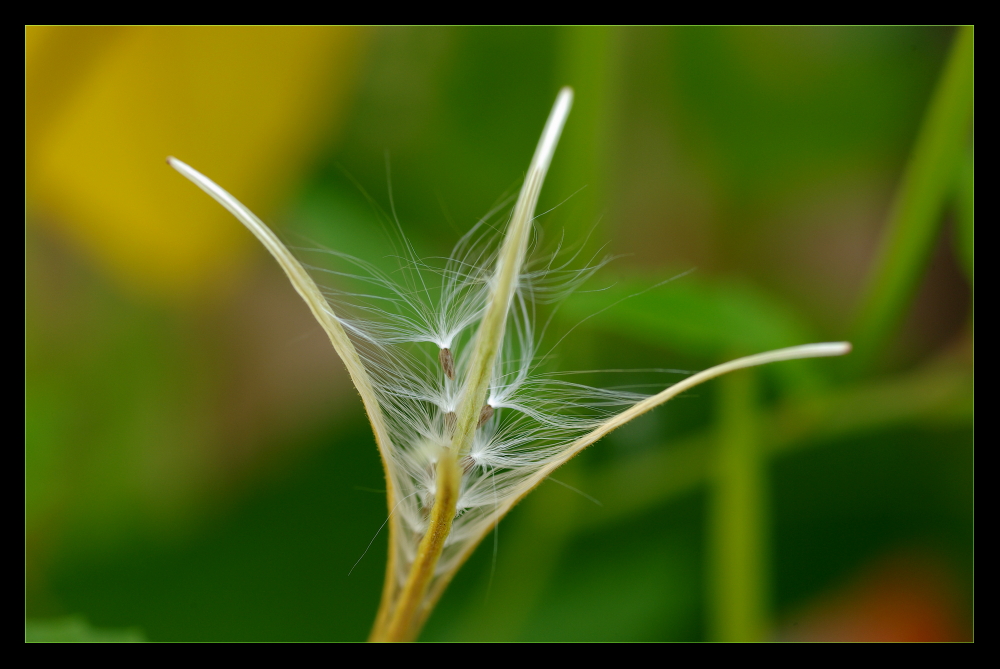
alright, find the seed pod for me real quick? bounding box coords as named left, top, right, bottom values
left=438, top=348, right=456, bottom=380
left=444, top=412, right=457, bottom=434
left=477, top=404, right=494, bottom=428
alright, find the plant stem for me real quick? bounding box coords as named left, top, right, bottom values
left=851, top=26, right=974, bottom=372
left=371, top=456, right=460, bottom=642
left=368, top=89, right=574, bottom=642
left=710, top=367, right=768, bottom=642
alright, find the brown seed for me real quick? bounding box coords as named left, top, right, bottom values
left=460, top=456, right=476, bottom=474
left=438, top=348, right=456, bottom=380
left=477, top=404, right=494, bottom=428
left=444, top=412, right=457, bottom=434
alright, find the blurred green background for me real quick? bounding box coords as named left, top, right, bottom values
left=25, top=26, right=973, bottom=641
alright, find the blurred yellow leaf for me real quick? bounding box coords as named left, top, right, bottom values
left=26, top=26, right=366, bottom=301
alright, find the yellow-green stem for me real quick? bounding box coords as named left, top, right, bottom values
left=371, top=455, right=460, bottom=642
left=710, top=367, right=768, bottom=642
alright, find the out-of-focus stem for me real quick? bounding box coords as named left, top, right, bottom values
left=554, top=27, right=615, bottom=242
left=710, top=367, right=768, bottom=642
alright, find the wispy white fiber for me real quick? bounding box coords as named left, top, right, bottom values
left=168, top=86, right=850, bottom=616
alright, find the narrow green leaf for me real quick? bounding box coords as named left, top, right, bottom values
left=852, top=26, right=974, bottom=371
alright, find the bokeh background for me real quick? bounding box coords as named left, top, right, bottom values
left=25, top=26, right=973, bottom=642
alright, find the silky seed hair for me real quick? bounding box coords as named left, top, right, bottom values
left=168, top=86, right=850, bottom=623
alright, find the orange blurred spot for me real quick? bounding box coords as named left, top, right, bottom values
left=779, top=553, right=971, bottom=642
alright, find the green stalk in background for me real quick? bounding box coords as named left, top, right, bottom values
left=710, top=367, right=768, bottom=642
left=852, top=26, right=973, bottom=372
left=552, top=26, right=616, bottom=240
